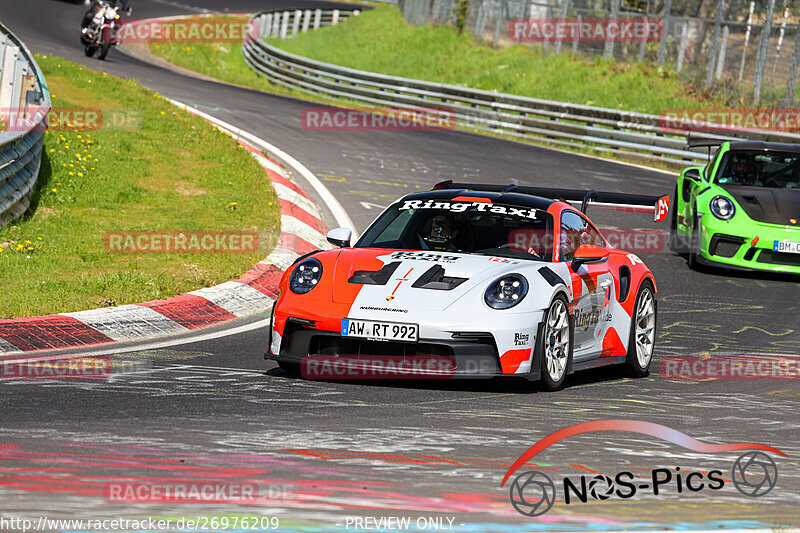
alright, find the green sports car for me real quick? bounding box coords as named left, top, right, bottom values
left=671, top=140, right=800, bottom=274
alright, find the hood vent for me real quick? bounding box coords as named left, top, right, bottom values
left=722, top=185, right=800, bottom=225
left=349, top=261, right=401, bottom=285
left=412, top=265, right=467, bottom=290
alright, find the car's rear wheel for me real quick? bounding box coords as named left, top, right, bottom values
left=624, top=281, right=656, bottom=377
left=539, top=295, right=573, bottom=391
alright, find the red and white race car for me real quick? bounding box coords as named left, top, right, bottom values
left=267, top=182, right=669, bottom=390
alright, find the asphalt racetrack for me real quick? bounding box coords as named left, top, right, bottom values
left=0, top=1, right=798, bottom=530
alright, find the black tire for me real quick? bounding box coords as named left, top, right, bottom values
left=538, top=294, right=574, bottom=391
left=687, top=212, right=700, bottom=270
left=84, top=44, right=97, bottom=57
left=278, top=360, right=300, bottom=376
left=668, top=187, right=686, bottom=252
left=624, top=280, right=656, bottom=378
left=97, top=42, right=112, bottom=60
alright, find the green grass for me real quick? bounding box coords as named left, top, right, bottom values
left=149, top=10, right=722, bottom=115
left=269, top=6, right=722, bottom=114
left=0, top=56, right=280, bottom=318
left=149, top=18, right=277, bottom=93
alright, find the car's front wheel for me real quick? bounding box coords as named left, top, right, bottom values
left=624, top=281, right=656, bottom=377
left=687, top=212, right=701, bottom=269
left=539, top=295, right=573, bottom=391
left=669, top=186, right=686, bottom=252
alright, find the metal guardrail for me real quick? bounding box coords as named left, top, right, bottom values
left=242, top=9, right=800, bottom=169
left=0, top=22, right=49, bottom=230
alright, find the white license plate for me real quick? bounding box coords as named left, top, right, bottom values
left=341, top=319, right=418, bottom=342
left=774, top=240, right=800, bottom=254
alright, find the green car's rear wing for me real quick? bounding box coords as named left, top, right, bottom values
left=432, top=181, right=671, bottom=222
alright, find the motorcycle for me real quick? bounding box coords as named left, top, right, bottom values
left=80, top=1, right=132, bottom=60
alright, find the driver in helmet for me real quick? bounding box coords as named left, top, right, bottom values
left=728, top=157, right=756, bottom=185
left=421, top=214, right=459, bottom=252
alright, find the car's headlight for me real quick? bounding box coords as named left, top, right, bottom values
left=485, top=274, right=528, bottom=310
left=710, top=195, right=735, bottom=220
left=290, top=258, right=322, bottom=294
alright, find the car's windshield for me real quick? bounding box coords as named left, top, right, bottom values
left=715, top=151, right=800, bottom=189
left=355, top=198, right=555, bottom=261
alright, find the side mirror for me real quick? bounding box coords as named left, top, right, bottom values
left=684, top=168, right=702, bottom=182
left=326, top=227, right=352, bottom=248
left=570, top=244, right=610, bottom=272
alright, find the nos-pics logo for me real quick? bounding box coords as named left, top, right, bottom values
left=501, top=420, right=782, bottom=517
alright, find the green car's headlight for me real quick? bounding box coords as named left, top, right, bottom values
left=710, top=195, right=736, bottom=220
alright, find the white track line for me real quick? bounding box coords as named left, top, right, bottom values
left=5, top=318, right=271, bottom=363
left=166, top=97, right=358, bottom=240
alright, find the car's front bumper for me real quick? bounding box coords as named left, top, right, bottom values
left=268, top=306, right=547, bottom=379
left=698, top=216, right=800, bottom=274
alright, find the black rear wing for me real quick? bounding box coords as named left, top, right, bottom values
left=687, top=138, right=725, bottom=149
left=432, top=181, right=670, bottom=222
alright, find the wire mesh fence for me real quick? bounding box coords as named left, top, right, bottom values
left=399, top=0, right=800, bottom=104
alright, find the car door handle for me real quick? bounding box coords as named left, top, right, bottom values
left=598, top=280, right=612, bottom=288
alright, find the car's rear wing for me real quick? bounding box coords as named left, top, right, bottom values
left=687, top=137, right=725, bottom=149
left=432, top=181, right=670, bottom=222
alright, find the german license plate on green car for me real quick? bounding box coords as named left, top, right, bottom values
left=774, top=240, right=800, bottom=254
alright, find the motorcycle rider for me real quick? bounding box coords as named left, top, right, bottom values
left=81, top=0, right=130, bottom=36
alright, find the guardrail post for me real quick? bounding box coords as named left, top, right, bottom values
left=753, top=0, right=775, bottom=102
left=0, top=35, right=7, bottom=104
left=676, top=20, right=688, bottom=72
left=302, top=10, right=311, bottom=33
left=313, top=9, right=322, bottom=30
left=715, top=25, right=729, bottom=80
left=705, top=0, right=724, bottom=88
left=553, top=0, right=569, bottom=54
left=10, top=60, right=26, bottom=113
left=786, top=27, right=800, bottom=101
left=738, top=1, right=755, bottom=82
left=492, top=0, right=503, bottom=47
left=475, top=0, right=488, bottom=37
left=332, top=9, right=340, bottom=26
left=657, top=0, right=671, bottom=64
left=271, top=13, right=281, bottom=38
left=292, top=10, right=302, bottom=36
left=603, top=0, right=620, bottom=60
left=637, top=1, right=649, bottom=61
left=280, top=11, right=290, bottom=39
left=771, top=5, right=789, bottom=78
left=0, top=44, right=18, bottom=113
left=572, top=14, right=580, bottom=54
